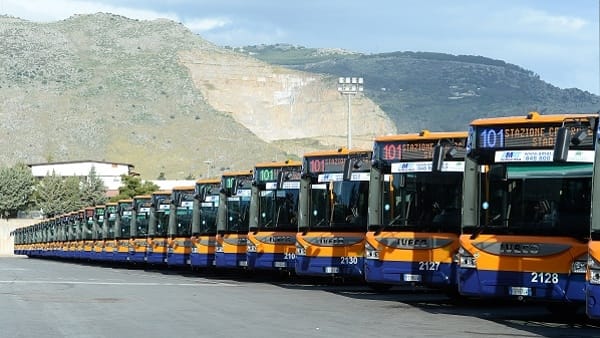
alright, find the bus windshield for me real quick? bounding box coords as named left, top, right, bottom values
left=476, top=163, right=591, bottom=238
left=155, top=210, right=169, bottom=236
left=175, top=208, right=192, bottom=236
left=136, top=213, right=149, bottom=237
left=258, top=189, right=299, bottom=230
left=384, top=172, right=462, bottom=233
left=120, top=212, right=131, bottom=238
left=199, top=196, right=219, bottom=234
left=226, top=189, right=251, bottom=232
left=309, top=180, right=368, bottom=230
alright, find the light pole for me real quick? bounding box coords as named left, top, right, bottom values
left=337, top=77, right=364, bottom=149
left=203, top=160, right=212, bottom=178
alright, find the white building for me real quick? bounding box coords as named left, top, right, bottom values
left=28, top=160, right=135, bottom=197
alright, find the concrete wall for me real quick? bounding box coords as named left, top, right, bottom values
left=0, top=219, right=34, bottom=256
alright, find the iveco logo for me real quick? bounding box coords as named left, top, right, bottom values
left=319, top=237, right=345, bottom=245
left=257, top=236, right=295, bottom=244
left=397, top=238, right=429, bottom=248
left=499, top=243, right=540, bottom=255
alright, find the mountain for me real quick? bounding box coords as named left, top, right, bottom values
left=1, top=14, right=597, bottom=180
left=0, top=14, right=395, bottom=179
left=233, top=44, right=600, bottom=133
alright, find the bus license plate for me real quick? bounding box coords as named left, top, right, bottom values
left=273, top=261, right=287, bottom=268
left=238, top=260, right=248, bottom=267
left=509, top=287, right=531, bottom=296
left=403, top=274, right=422, bottom=282
left=324, top=267, right=339, bottom=274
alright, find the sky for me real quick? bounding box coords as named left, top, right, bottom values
left=1, top=0, right=599, bottom=94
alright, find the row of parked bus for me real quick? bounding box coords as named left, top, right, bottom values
left=12, top=111, right=600, bottom=319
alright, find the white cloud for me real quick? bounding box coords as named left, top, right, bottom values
left=184, top=17, right=231, bottom=32
left=518, top=9, right=587, bottom=33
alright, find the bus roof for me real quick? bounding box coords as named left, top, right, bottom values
left=152, top=190, right=172, bottom=196
left=172, top=185, right=195, bottom=191
left=196, top=177, right=221, bottom=184
left=133, top=194, right=152, bottom=199
left=470, top=112, right=598, bottom=126
left=118, top=198, right=133, bottom=203
left=106, top=202, right=118, bottom=206
left=302, top=147, right=371, bottom=157
left=254, top=160, right=302, bottom=168
left=375, top=130, right=467, bottom=142
left=221, top=170, right=253, bottom=177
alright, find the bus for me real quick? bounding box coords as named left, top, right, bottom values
left=167, top=185, right=195, bottom=267
left=82, top=207, right=95, bottom=260
left=147, top=191, right=171, bottom=265
left=190, top=178, right=220, bottom=269
left=587, top=119, right=600, bottom=319
left=91, top=205, right=106, bottom=261
left=129, top=195, right=152, bottom=264
left=458, top=112, right=595, bottom=312
left=114, top=199, right=134, bottom=263
left=247, top=160, right=302, bottom=272
left=101, top=202, right=118, bottom=261
left=295, top=148, right=372, bottom=279
left=365, top=131, right=467, bottom=291
left=63, top=211, right=78, bottom=259
left=216, top=170, right=253, bottom=269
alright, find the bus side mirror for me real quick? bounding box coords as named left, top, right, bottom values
left=432, top=144, right=444, bottom=172
left=343, top=160, right=352, bottom=181
left=553, top=127, right=570, bottom=162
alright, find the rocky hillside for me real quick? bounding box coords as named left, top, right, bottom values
left=237, top=45, right=600, bottom=133
left=0, top=14, right=396, bottom=179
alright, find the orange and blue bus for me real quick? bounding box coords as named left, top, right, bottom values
left=190, top=178, right=220, bottom=269
left=167, top=185, right=195, bottom=267
left=90, top=205, right=105, bottom=261
left=295, top=148, right=372, bottom=279
left=80, top=206, right=95, bottom=260
left=129, top=195, right=152, bottom=264
left=101, top=202, right=118, bottom=261
left=216, top=170, right=253, bottom=269
left=365, top=131, right=466, bottom=290
left=114, top=199, right=134, bottom=263
left=587, top=120, right=600, bottom=319
left=458, top=112, right=595, bottom=311
left=247, top=160, right=302, bottom=272
left=63, top=211, right=77, bottom=259
left=147, top=190, right=171, bottom=265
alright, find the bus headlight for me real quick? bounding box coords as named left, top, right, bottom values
left=247, top=243, right=257, bottom=253
left=365, top=242, right=379, bottom=260
left=296, top=243, right=306, bottom=256
left=215, top=243, right=224, bottom=253
left=571, top=253, right=588, bottom=274
left=458, top=247, right=476, bottom=268
left=589, top=257, right=600, bottom=285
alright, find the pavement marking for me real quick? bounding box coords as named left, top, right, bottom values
left=0, top=280, right=238, bottom=286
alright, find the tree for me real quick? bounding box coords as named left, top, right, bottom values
left=33, top=171, right=81, bottom=217
left=0, top=163, right=35, bottom=218
left=110, top=175, right=159, bottom=201
left=79, top=166, right=107, bottom=207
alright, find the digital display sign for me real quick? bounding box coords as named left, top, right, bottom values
left=303, top=152, right=371, bottom=175
left=254, top=166, right=302, bottom=183
left=374, top=139, right=466, bottom=163
left=475, top=123, right=593, bottom=150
